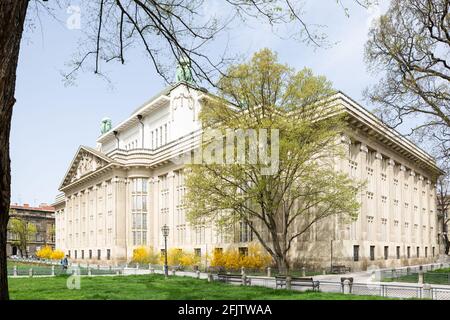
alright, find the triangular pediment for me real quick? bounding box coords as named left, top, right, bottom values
left=59, top=146, right=114, bottom=190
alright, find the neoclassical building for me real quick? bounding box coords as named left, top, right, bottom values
left=53, top=79, right=443, bottom=270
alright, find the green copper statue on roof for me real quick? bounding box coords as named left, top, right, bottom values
left=100, top=117, right=112, bottom=134
left=175, top=56, right=195, bottom=84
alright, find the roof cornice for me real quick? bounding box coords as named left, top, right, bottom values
left=333, top=92, right=443, bottom=176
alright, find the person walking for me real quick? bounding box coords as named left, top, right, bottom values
left=61, top=255, right=69, bottom=272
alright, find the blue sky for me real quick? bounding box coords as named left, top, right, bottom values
left=11, top=0, right=389, bottom=205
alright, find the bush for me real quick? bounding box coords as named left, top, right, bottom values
left=210, top=242, right=272, bottom=271
left=50, top=250, right=65, bottom=260
left=36, top=246, right=53, bottom=260
left=179, top=253, right=200, bottom=267
left=132, top=246, right=159, bottom=264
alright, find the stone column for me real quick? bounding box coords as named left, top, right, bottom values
left=167, top=171, right=176, bottom=248
left=286, top=275, right=292, bottom=290
left=423, top=283, right=432, bottom=299
left=241, top=274, right=247, bottom=286
left=358, top=143, right=369, bottom=242
left=387, top=159, right=396, bottom=243
left=374, top=152, right=383, bottom=243
left=343, top=279, right=351, bottom=294
left=418, top=271, right=424, bottom=284
left=267, top=267, right=271, bottom=277
left=399, top=165, right=407, bottom=243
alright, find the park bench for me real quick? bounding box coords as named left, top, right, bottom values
left=331, top=265, right=351, bottom=274
left=275, top=276, right=320, bottom=291
left=217, top=273, right=251, bottom=285
left=171, top=265, right=184, bottom=272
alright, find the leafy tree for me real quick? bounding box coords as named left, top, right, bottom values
left=185, top=49, right=363, bottom=274
left=0, top=0, right=371, bottom=301
left=365, top=0, right=450, bottom=161
left=7, top=218, right=37, bottom=258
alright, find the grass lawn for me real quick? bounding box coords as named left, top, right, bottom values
left=9, top=274, right=393, bottom=300
left=383, top=268, right=450, bottom=285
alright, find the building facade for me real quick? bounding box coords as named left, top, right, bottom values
left=54, top=81, right=442, bottom=270
left=7, top=203, right=55, bottom=257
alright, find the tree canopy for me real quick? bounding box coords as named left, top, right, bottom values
left=365, top=0, right=450, bottom=161
left=185, top=49, right=363, bottom=273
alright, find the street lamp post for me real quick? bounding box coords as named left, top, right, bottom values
left=161, top=224, right=170, bottom=278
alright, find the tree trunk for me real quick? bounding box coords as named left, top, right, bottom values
left=274, top=255, right=290, bottom=275
left=444, top=234, right=450, bottom=255
left=0, top=0, right=29, bottom=301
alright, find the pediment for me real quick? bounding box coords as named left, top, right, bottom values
left=59, top=146, right=114, bottom=189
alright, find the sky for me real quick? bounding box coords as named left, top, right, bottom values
left=11, top=0, right=390, bottom=206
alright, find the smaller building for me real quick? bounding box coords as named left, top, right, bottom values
left=7, top=203, right=55, bottom=257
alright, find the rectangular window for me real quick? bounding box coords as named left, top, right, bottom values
left=151, top=131, right=154, bottom=149
left=239, top=221, right=253, bottom=242
left=425, top=247, right=428, bottom=258
left=89, top=250, right=92, bottom=259
left=107, top=249, right=111, bottom=260
left=81, top=250, right=84, bottom=259
left=416, top=247, right=420, bottom=258
left=396, top=246, right=400, bottom=259
left=194, top=248, right=201, bottom=257
left=164, top=123, right=168, bottom=144
left=97, top=249, right=101, bottom=260
left=384, top=246, right=389, bottom=260
left=75, top=250, right=77, bottom=259
left=132, top=178, right=149, bottom=246
left=407, top=246, right=411, bottom=259
left=433, top=247, right=435, bottom=257
left=214, top=248, right=223, bottom=255
left=353, top=245, right=359, bottom=262
left=239, top=247, right=248, bottom=256
left=370, top=246, right=375, bottom=261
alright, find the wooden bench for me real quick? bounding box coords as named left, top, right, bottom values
left=171, top=265, right=184, bottom=272
left=275, top=276, right=320, bottom=291
left=331, top=265, right=351, bottom=274
left=217, top=273, right=251, bottom=285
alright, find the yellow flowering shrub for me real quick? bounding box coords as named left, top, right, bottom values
left=179, top=253, right=199, bottom=267
left=241, top=243, right=272, bottom=269
left=156, top=248, right=201, bottom=267
left=210, top=248, right=225, bottom=267
left=50, top=249, right=65, bottom=260
left=36, top=245, right=53, bottom=259
left=132, top=246, right=159, bottom=264
left=210, top=243, right=272, bottom=270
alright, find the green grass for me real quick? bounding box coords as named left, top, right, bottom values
left=383, top=268, right=450, bottom=285
left=8, top=274, right=393, bottom=300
